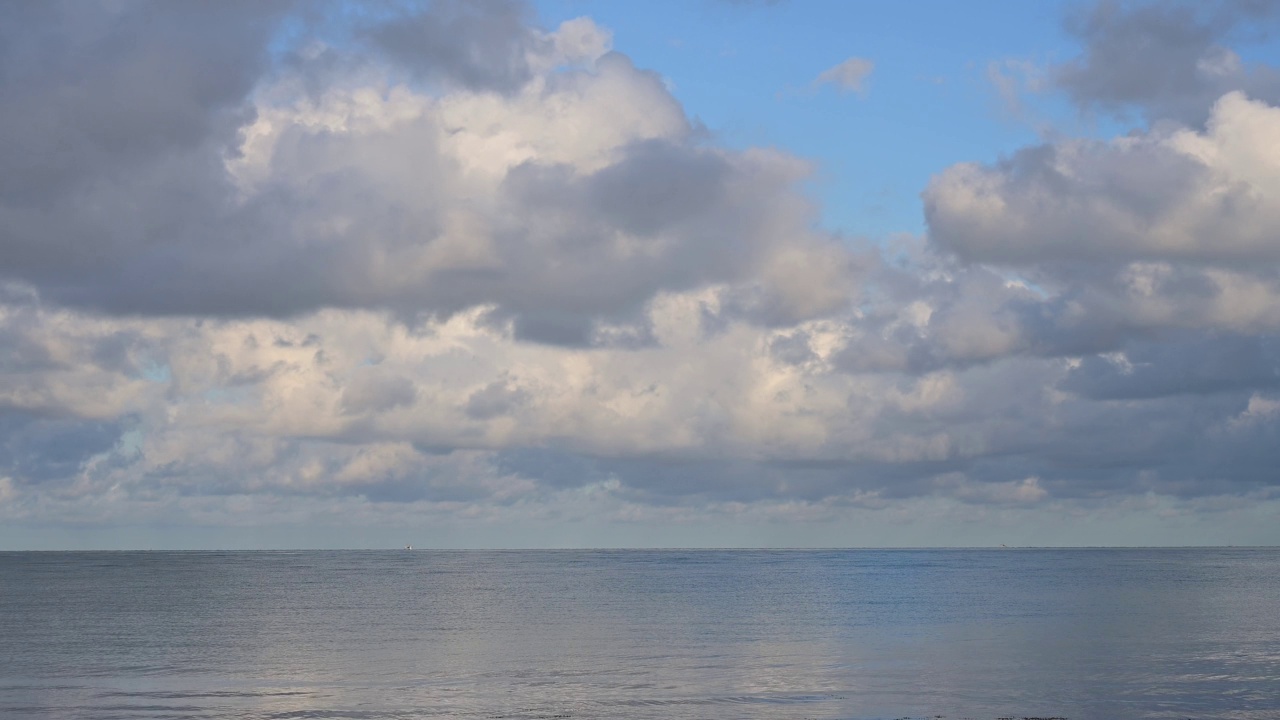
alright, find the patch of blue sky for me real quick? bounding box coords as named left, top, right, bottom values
left=138, top=360, right=171, bottom=384
left=1236, top=34, right=1280, bottom=67
left=115, top=428, right=145, bottom=458
left=267, top=0, right=399, bottom=59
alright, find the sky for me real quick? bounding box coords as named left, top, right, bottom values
left=3, top=0, right=1280, bottom=549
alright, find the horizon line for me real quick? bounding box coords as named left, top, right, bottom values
left=3, top=545, right=1276, bottom=552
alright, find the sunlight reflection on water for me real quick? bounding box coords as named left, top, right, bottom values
left=1, top=548, right=1278, bottom=719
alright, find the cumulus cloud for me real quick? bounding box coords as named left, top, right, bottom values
left=923, top=90, right=1280, bottom=358
left=928, top=92, right=1280, bottom=266
left=0, top=2, right=856, bottom=344
left=814, top=57, right=875, bottom=95
left=2, top=0, right=1280, bottom=543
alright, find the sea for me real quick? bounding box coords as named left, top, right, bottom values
left=1, top=548, right=1277, bottom=720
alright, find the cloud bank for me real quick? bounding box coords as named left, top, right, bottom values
left=1, top=0, right=1278, bottom=546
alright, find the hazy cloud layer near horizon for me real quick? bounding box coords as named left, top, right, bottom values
left=2, top=0, right=1279, bottom=547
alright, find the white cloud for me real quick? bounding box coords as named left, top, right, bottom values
left=814, top=57, right=875, bottom=95
left=928, top=93, right=1280, bottom=268
left=923, top=92, right=1280, bottom=353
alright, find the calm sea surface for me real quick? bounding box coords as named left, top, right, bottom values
left=1, top=549, right=1278, bottom=720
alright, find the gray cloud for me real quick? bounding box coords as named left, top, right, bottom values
left=1060, top=332, right=1280, bottom=400
left=0, top=0, right=292, bottom=202
left=1055, top=0, right=1280, bottom=124
left=0, top=0, right=293, bottom=312
left=341, top=371, right=417, bottom=415
left=0, top=411, right=130, bottom=485
left=367, top=0, right=545, bottom=93
left=465, top=379, right=529, bottom=420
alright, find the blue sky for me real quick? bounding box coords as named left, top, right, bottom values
left=2, top=0, right=1280, bottom=548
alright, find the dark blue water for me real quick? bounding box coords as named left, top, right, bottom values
left=1, top=549, right=1277, bottom=720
